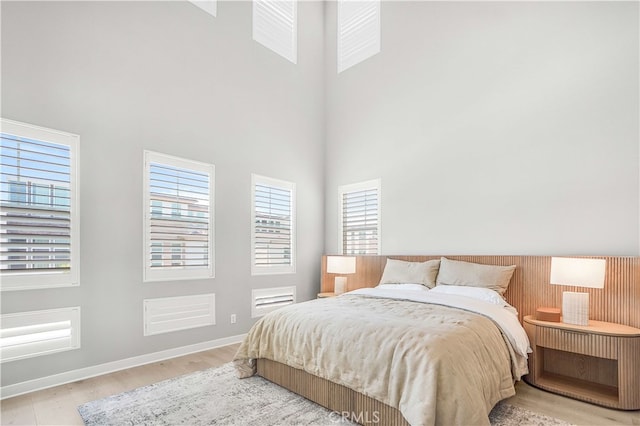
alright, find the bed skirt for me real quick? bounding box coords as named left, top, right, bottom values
left=256, top=358, right=410, bottom=426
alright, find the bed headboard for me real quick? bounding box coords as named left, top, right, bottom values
left=321, top=255, right=640, bottom=328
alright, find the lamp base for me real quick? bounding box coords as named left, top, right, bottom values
left=334, top=277, right=347, bottom=295
left=562, top=291, right=589, bottom=326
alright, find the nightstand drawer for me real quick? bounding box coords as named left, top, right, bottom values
left=537, top=327, right=617, bottom=359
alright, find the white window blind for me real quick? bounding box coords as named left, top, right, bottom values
left=251, top=286, right=296, bottom=318
left=143, top=293, right=215, bottom=336
left=0, top=119, right=79, bottom=291
left=338, top=179, right=381, bottom=255
left=0, top=307, right=81, bottom=363
left=189, top=0, right=217, bottom=17
left=338, top=0, right=381, bottom=73
left=253, top=0, right=297, bottom=64
left=251, top=174, right=295, bottom=275
left=143, top=151, right=214, bottom=282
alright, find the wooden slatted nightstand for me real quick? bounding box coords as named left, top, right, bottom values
left=523, top=315, right=640, bottom=410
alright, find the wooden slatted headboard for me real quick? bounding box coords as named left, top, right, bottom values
left=321, top=255, right=640, bottom=328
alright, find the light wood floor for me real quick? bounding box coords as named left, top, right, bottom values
left=1, top=343, right=639, bottom=425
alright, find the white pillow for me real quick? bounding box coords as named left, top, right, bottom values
left=436, top=257, right=516, bottom=295
left=377, top=283, right=430, bottom=292
left=379, top=259, right=441, bottom=288
left=430, top=285, right=506, bottom=306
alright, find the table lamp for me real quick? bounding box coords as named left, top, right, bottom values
left=326, top=256, right=356, bottom=295
left=550, top=257, right=605, bottom=326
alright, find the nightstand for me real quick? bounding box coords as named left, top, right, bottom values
left=523, top=315, right=640, bottom=410
left=317, top=292, right=337, bottom=298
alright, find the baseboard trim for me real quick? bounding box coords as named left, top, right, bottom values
left=1, top=333, right=246, bottom=400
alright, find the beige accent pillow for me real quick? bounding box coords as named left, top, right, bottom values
left=436, top=257, right=516, bottom=295
left=379, top=259, right=441, bottom=289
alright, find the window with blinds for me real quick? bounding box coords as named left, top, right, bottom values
left=0, top=307, right=81, bottom=363
left=0, top=119, right=79, bottom=291
left=253, top=0, right=297, bottom=64
left=338, top=179, right=381, bottom=255
left=338, top=0, right=381, bottom=73
left=251, top=174, right=295, bottom=275
left=143, top=151, right=214, bottom=282
left=251, top=286, right=296, bottom=318
left=189, top=0, right=217, bottom=17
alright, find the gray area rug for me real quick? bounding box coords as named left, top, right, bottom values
left=78, top=363, right=572, bottom=425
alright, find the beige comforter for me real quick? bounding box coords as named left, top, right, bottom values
left=234, top=294, right=520, bottom=426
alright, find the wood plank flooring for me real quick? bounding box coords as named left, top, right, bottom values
left=1, top=343, right=639, bottom=425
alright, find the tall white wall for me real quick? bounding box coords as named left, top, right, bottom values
left=324, top=1, right=639, bottom=256
left=1, top=1, right=325, bottom=386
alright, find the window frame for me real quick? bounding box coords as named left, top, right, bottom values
left=0, top=118, right=80, bottom=291
left=251, top=174, right=296, bottom=275
left=338, top=179, right=381, bottom=255
left=143, top=150, right=215, bottom=282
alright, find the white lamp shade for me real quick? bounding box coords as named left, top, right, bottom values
left=550, top=257, right=605, bottom=289
left=326, top=256, right=356, bottom=274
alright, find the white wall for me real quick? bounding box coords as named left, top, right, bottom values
left=324, top=1, right=639, bottom=256
left=1, top=1, right=325, bottom=387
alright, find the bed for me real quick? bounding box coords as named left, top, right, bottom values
left=234, top=257, right=532, bottom=425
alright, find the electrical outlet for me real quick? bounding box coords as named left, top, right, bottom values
left=230, top=314, right=237, bottom=324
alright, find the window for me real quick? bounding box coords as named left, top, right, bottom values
left=251, top=286, right=296, bottom=318
left=0, top=307, right=81, bottom=363
left=0, top=118, right=79, bottom=291
left=338, top=0, right=381, bottom=73
left=143, top=294, right=215, bottom=336
left=253, top=0, right=297, bottom=64
left=338, top=179, right=381, bottom=255
left=189, top=0, right=217, bottom=18
left=143, top=151, right=214, bottom=281
left=251, top=174, right=295, bottom=275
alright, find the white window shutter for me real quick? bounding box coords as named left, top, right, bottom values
left=0, top=307, right=81, bottom=363
left=189, top=0, right=217, bottom=17
left=143, top=151, right=215, bottom=282
left=338, top=0, right=381, bottom=73
left=143, top=294, right=215, bottom=336
left=251, top=174, right=296, bottom=275
left=0, top=119, right=79, bottom=291
left=251, top=286, right=296, bottom=318
left=253, top=0, right=297, bottom=64
left=338, top=179, right=381, bottom=255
